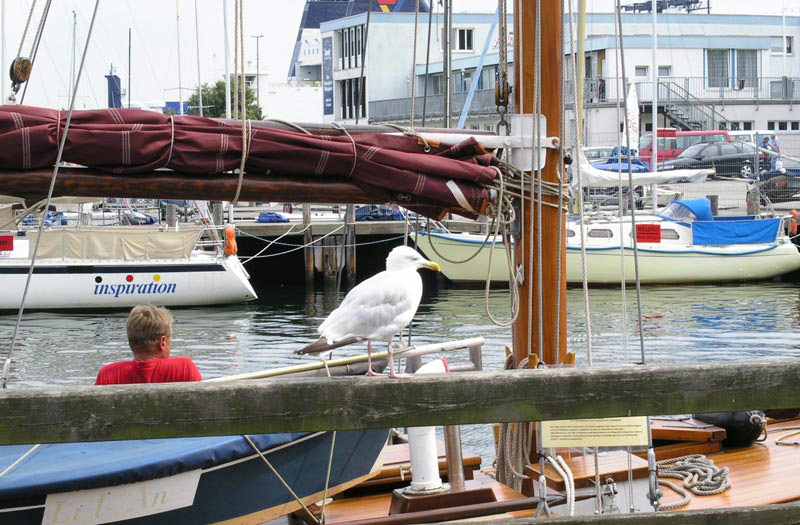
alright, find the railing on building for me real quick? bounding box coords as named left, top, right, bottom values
left=580, top=76, right=800, bottom=105
left=368, top=89, right=513, bottom=124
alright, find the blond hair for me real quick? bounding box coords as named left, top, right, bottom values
left=127, top=305, right=173, bottom=348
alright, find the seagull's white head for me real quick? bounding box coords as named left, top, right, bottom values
left=385, top=246, right=441, bottom=272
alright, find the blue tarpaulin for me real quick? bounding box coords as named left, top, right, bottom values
left=257, top=212, right=289, bottom=223
left=692, top=218, right=781, bottom=245
left=0, top=433, right=306, bottom=499
left=675, top=199, right=714, bottom=221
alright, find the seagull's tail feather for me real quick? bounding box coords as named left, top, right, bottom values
left=295, top=336, right=363, bottom=355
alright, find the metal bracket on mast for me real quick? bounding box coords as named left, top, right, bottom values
left=509, top=114, right=559, bottom=172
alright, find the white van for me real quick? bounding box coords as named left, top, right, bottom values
left=728, top=130, right=771, bottom=145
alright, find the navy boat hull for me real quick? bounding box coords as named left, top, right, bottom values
left=0, top=429, right=388, bottom=525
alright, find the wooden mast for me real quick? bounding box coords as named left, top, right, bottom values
left=512, top=0, right=567, bottom=367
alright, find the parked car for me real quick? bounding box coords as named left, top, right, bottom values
left=583, top=146, right=616, bottom=163
left=756, top=170, right=800, bottom=205
left=658, top=141, right=761, bottom=178
left=639, top=128, right=731, bottom=164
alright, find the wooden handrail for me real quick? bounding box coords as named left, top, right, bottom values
left=0, top=359, right=798, bottom=445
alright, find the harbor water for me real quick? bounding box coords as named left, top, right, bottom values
left=3, top=282, right=800, bottom=466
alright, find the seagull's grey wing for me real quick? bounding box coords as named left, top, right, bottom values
left=318, top=270, right=422, bottom=342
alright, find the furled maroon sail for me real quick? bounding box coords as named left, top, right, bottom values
left=0, top=105, right=498, bottom=219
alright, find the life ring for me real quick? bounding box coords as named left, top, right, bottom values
left=224, top=225, right=238, bottom=256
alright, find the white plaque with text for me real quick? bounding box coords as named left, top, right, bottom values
left=42, top=469, right=201, bottom=525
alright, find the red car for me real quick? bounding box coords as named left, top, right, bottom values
left=640, top=128, right=732, bottom=164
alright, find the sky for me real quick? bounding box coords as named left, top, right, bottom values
left=0, top=0, right=793, bottom=110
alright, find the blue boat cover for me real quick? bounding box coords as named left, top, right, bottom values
left=692, top=218, right=781, bottom=245
left=257, top=211, right=290, bottom=223
left=675, top=199, right=714, bottom=221
left=0, top=433, right=307, bottom=499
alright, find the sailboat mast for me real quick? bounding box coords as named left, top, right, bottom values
left=1, top=0, right=5, bottom=103
left=176, top=0, right=184, bottom=116
left=194, top=0, right=203, bottom=117
left=576, top=0, right=586, bottom=141
left=651, top=0, right=658, bottom=211
left=512, top=0, right=566, bottom=367
left=223, top=0, right=231, bottom=119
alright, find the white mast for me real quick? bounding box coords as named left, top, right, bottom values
left=176, top=0, right=184, bottom=115
left=0, top=0, right=4, bottom=103
left=223, top=0, right=231, bottom=118
left=651, top=0, right=658, bottom=212
left=194, top=0, right=203, bottom=116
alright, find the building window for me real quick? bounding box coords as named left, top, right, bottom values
left=768, top=121, right=800, bottom=131
left=771, top=36, right=794, bottom=55
left=419, top=73, right=443, bottom=96
left=338, top=78, right=366, bottom=120
left=454, top=28, right=474, bottom=51
left=706, top=49, right=729, bottom=88
left=736, top=49, right=757, bottom=89
left=635, top=66, right=648, bottom=77
left=658, top=66, right=671, bottom=77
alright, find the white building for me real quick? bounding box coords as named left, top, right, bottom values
left=317, top=10, right=799, bottom=141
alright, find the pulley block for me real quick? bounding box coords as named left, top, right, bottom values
left=495, top=80, right=510, bottom=107
left=9, top=57, right=33, bottom=85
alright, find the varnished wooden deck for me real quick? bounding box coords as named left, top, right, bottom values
left=301, top=471, right=536, bottom=524
left=662, top=419, right=800, bottom=511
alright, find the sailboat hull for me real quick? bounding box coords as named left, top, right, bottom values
left=412, top=230, right=800, bottom=285
left=0, top=429, right=388, bottom=525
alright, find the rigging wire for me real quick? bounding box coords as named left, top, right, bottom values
left=355, top=0, right=372, bottom=125
left=568, top=0, right=593, bottom=368
left=614, top=0, right=647, bottom=365
left=18, top=0, right=53, bottom=104
left=409, top=0, right=420, bottom=127
left=421, top=0, right=434, bottom=126
left=2, top=0, right=101, bottom=390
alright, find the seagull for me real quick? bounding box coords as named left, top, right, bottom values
left=296, top=246, right=440, bottom=377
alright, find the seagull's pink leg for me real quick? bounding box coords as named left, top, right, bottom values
left=387, top=338, right=409, bottom=378
left=365, top=340, right=379, bottom=376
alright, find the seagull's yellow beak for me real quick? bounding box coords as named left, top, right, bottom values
left=424, top=261, right=441, bottom=272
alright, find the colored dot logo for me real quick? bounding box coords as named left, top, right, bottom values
left=126, top=275, right=134, bottom=283
left=153, top=274, right=161, bottom=282
left=94, top=276, right=102, bottom=283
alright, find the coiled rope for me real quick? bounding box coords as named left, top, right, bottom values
left=656, top=454, right=731, bottom=511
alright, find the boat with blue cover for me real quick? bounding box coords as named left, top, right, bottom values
left=0, top=429, right=389, bottom=525
left=412, top=198, right=800, bottom=285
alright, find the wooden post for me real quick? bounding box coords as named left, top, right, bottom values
left=706, top=194, right=719, bottom=216
left=512, top=0, right=566, bottom=367
left=303, top=204, right=314, bottom=285
left=210, top=201, right=224, bottom=226
left=165, top=203, right=177, bottom=227
left=345, top=204, right=357, bottom=282
left=322, top=235, right=340, bottom=286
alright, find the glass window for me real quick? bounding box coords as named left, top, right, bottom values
left=793, top=122, right=800, bottom=131
left=658, top=66, right=671, bottom=77
left=706, top=49, right=729, bottom=88
left=662, top=229, right=680, bottom=240
left=680, top=143, right=707, bottom=158
left=719, top=144, right=737, bottom=155
left=772, top=36, right=794, bottom=55
left=736, top=49, right=757, bottom=88
left=588, top=229, right=613, bottom=238
left=779, top=121, right=788, bottom=131
left=566, top=229, right=576, bottom=238
left=454, top=28, right=474, bottom=51
left=635, top=66, right=648, bottom=77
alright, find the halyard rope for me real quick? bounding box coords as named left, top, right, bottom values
left=656, top=454, right=731, bottom=511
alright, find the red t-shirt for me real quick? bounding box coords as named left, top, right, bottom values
left=95, top=357, right=202, bottom=385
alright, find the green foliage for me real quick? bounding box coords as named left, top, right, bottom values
left=186, top=80, right=262, bottom=120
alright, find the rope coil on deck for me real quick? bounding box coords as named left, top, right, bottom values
left=656, top=454, right=731, bottom=511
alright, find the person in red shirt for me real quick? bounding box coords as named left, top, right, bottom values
left=95, top=305, right=202, bottom=385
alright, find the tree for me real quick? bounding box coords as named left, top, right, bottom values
left=186, top=80, right=262, bottom=120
